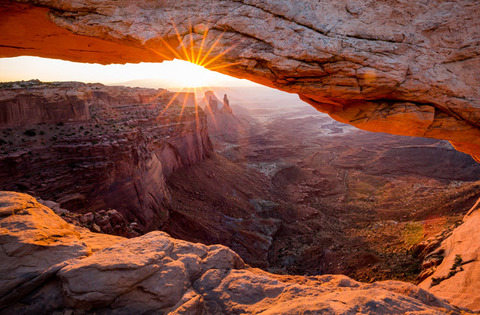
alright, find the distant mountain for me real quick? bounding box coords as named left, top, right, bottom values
left=114, top=79, right=307, bottom=110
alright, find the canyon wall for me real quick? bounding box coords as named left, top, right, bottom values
left=0, top=81, right=212, bottom=230
left=0, top=191, right=471, bottom=314
left=1, top=0, right=480, bottom=160
left=419, top=199, right=480, bottom=311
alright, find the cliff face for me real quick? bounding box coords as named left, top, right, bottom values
left=0, top=81, right=212, bottom=230
left=418, top=199, right=480, bottom=311
left=1, top=0, right=480, bottom=160
left=0, top=80, right=90, bottom=126
left=0, top=191, right=470, bottom=314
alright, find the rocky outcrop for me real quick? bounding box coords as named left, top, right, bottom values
left=1, top=0, right=480, bottom=160
left=0, top=81, right=212, bottom=231
left=203, top=91, right=233, bottom=115
left=419, top=198, right=480, bottom=311
left=0, top=80, right=90, bottom=126
left=200, top=91, right=243, bottom=142
left=37, top=198, right=143, bottom=238
left=0, top=191, right=472, bottom=314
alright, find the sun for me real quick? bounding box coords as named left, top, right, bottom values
left=152, top=22, right=243, bottom=122
left=173, top=61, right=208, bottom=87
left=163, top=59, right=223, bottom=88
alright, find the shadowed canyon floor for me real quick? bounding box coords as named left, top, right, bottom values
left=213, top=97, right=480, bottom=283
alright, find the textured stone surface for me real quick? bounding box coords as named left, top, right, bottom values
left=0, top=81, right=212, bottom=231
left=419, top=198, right=480, bottom=311
left=1, top=0, right=480, bottom=160
left=0, top=191, right=472, bottom=314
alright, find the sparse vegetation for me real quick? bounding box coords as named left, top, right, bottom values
left=431, top=254, right=466, bottom=287
left=404, top=222, right=424, bottom=246
left=23, top=129, right=37, bottom=137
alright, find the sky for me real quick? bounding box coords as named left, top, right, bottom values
left=0, top=56, right=260, bottom=88
left=0, top=56, right=307, bottom=108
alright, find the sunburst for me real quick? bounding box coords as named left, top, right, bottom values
left=150, top=21, right=242, bottom=129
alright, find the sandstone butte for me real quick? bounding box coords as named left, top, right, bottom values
left=1, top=0, right=480, bottom=161
left=0, top=191, right=476, bottom=314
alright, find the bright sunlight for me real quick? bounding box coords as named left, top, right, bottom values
left=0, top=57, right=257, bottom=89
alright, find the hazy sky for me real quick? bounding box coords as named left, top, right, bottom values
left=0, top=56, right=259, bottom=88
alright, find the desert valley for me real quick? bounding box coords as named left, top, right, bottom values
left=1, top=0, right=480, bottom=314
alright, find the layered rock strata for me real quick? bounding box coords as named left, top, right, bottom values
left=1, top=0, right=480, bottom=160
left=0, top=191, right=472, bottom=314
left=0, top=80, right=212, bottom=231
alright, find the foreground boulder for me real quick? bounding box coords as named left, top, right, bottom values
left=1, top=0, right=480, bottom=160
left=0, top=191, right=472, bottom=314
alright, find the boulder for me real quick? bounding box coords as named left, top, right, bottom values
left=0, top=191, right=473, bottom=313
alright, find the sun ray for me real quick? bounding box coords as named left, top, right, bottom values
left=201, top=41, right=242, bottom=69
left=197, top=30, right=226, bottom=67
left=146, top=89, right=168, bottom=104
left=177, top=89, right=191, bottom=122
left=171, top=21, right=192, bottom=63
left=207, top=61, right=243, bottom=71
left=156, top=37, right=184, bottom=61
left=188, top=20, right=196, bottom=64
left=194, top=23, right=211, bottom=65
left=149, top=19, right=249, bottom=131
left=158, top=90, right=182, bottom=118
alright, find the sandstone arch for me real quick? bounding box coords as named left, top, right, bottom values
left=1, top=0, right=480, bottom=160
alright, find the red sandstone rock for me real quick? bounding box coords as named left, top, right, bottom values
left=0, top=191, right=472, bottom=314
left=200, top=91, right=244, bottom=143
left=419, top=198, right=480, bottom=311
left=0, top=81, right=212, bottom=231
left=1, top=0, right=479, bottom=160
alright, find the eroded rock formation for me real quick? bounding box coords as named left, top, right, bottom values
left=200, top=91, right=243, bottom=142
left=1, top=0, right=480, bottom=160
left=0, top=80, right=212, bottom=231
left=0, top=191, right=472, bottom=314
left=419, top=198, right=480, bottom=311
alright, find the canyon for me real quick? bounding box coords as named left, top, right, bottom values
left=1, top=0, right=480, bottom=313
left=0, top=80, right=211, bottom=231
left=1, top=82, right=480, bottom=313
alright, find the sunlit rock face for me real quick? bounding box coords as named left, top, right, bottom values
left=0, top=81, right=212, bottom=230
left=1, top=0, right=480, bottom=160
left=0, top=191, right=470, bottom=314
left=419, top=199, right=480, bottom=311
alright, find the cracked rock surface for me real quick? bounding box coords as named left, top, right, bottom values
left=1, top=0, right=480, bottom=160
left=419, top=198, right=480, bottom=311
left=0, top=191, right=472, bottom=314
